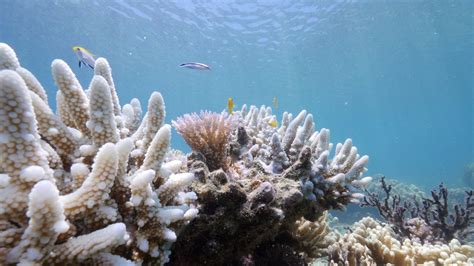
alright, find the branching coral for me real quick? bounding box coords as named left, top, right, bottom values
left=0, top=43, right=197, bottom=265
left=226, top=105, right=372, bottom=211
left=328, top=216, right=474, bottom=266
left=362, top=176, right=474, bottom=244
left=172, top=111, right=234, bottom=171
left=169, top=103, right=372, bottom=264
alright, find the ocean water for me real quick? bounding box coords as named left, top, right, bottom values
left=1, top=0, right=472, bottom=189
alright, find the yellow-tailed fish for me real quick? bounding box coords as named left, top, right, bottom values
left=72, top=46, right=96, bottom=69
left=268, top=117, right=278, bottom=128
left=227, top=97, right=235, bottom=114
left=272, top=96, right=278, bottom=109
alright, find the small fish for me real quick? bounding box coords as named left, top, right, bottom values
left=268, top=117, right=279, bottom=128
left=272, top=96, right=278, bottom=109
left=179, top=62, right=211, bottom=70
left=72, top=46, right=95, bottom=69
left=227, top=97, right=235, bottom=115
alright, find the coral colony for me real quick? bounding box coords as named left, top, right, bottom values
left=0, top=42, right=472, bottom=265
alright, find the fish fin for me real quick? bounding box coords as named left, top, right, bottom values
left=78, top=61, right=82, bottom=68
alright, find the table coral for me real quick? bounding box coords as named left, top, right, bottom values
left=0, top=43, right=197, bottom=265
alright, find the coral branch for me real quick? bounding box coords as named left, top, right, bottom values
left=362, top=177, right=474, bottom=243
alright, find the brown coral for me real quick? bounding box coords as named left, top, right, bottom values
left=172, top=111, right=235, bottom=171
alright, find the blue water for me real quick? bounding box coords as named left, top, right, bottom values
left=1, top=1, right=472, bottom=188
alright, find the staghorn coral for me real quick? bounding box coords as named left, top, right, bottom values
left=0, top=43, right=197, bottom=265
left=173, top=111, right=234, bottom=171
left=362, top=176, right=473, bottom=244
left=169, top=103, right=372, bottom=264
left=328, top=216, right=474, bottom=266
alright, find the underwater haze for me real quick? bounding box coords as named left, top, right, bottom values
left=1, top=0, right=472, bottom=188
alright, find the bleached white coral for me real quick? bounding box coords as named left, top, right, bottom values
left=136, top=92, right=165, bottom=155
left=61, top=143, right=118, bottom=219
left=0, top=43, right=20, bottom=70
left=139, top=124, right=171, bottom=184
left=87, top=75, right=119, bottom=147
left=30, top=91, right=78, bottom=162
left=16, top=67, right=48, bottom=102
left=157, top=173, right=195, bottom=205
left=7, top=180, right=68, bottom=264
left=94, top=58, right=121, bottom=116
left=122, top=98, right=142, bottom=135
left=0, top=43, right=198, bottom=265
left=229, top=103, right=371, bottom=209
left=52, top=59, right=91, bottom=138
left=45, top=223, right=129, bottom=264
left=55, top=90, right=76, bottom=128
left=0, top=70, right=53, bottom=221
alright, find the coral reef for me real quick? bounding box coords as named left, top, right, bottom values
left=0, top=43, right=197, bottom=265
left=169, top=104, right=372, bottom=264
left=328, top=217, right=474, bottom=266
left=362, top=176, right=474, bottom=244
left=6, top=41, right=471, bottom=266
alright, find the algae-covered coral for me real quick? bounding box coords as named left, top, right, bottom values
left=0, top=43, right=197, bottom=265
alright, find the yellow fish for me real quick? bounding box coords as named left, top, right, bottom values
left=227, top=97, right=235, bottom=114
left=272, top=96, right=278, bottom=109
left=72, top=46, right=96, bottom=69
left=268, top=117, right=279, bottom=128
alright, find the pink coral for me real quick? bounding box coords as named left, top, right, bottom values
left=172, top=111, right=235, bottom=171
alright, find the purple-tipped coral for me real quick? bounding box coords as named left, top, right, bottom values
left=362, top=176, right=474, bottom=243
left=172, top=111, right=234, bottom=171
